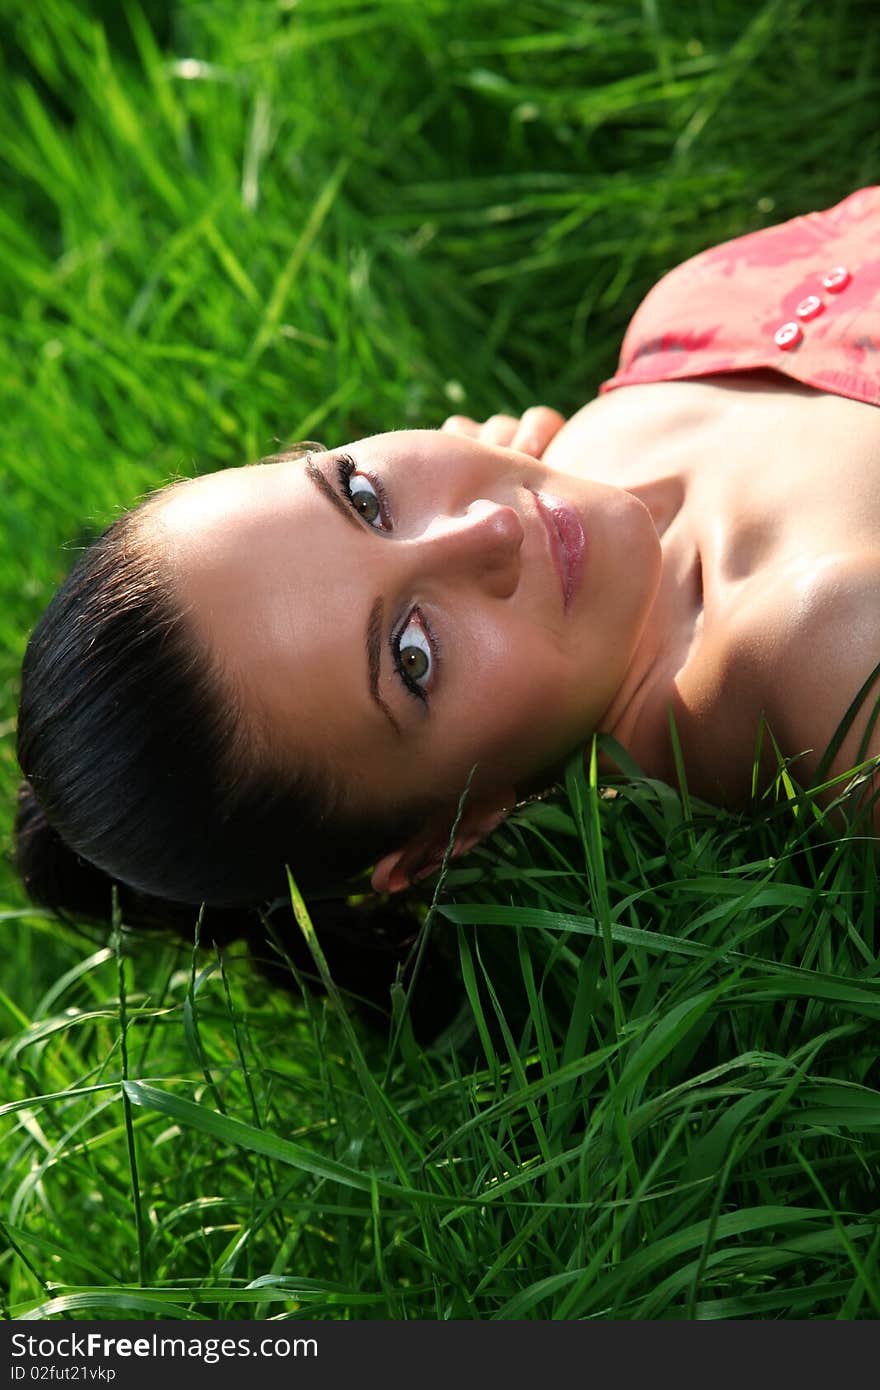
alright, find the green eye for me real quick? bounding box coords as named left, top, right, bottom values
left=395, top=613, right=433, bottom=697
left=399, top=644, right=429, bottom=680
left=348, top=473, right=381, bottom=526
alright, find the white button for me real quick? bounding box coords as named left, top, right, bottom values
left=774, top=321, right=802, bottom=350
left=821, top=266, right=851, bottom=293
left=796, top=295, right=824, bottom=321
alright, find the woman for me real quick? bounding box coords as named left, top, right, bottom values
left=15, top=187, right=880, bottom=981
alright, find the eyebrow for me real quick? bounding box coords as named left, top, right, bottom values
left=367, top=598, right=402, bottom=737
left=304, top=455, right=362, bottom=532
left=304, top=456, right=402, bottom=738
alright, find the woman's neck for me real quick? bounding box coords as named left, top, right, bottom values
left=597, top=500, right=704, bottom=774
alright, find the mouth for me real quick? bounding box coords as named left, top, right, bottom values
left=532, top=490, right=585, bottom=609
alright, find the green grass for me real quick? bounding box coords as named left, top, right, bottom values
left=2, top=0, right=880, bottom=1320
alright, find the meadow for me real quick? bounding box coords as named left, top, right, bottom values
left=2, top=0, right=879, bottom=1319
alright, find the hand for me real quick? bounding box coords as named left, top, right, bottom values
left=440, top=406, right=566, bottom=459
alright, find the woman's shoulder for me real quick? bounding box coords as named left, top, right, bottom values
left=694, top=550, right=880, bottom=804
left=754, top=550, right=880, bottom=793
left=631, top=549, right=880, bottom=809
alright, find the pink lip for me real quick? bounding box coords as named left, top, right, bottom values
left=532, top=490, right=585, bottom=609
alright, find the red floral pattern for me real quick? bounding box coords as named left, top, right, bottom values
left=601, top=188, right=880, bottom=406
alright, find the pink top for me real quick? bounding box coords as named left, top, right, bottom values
left=601, top=187, right=880, bottom=407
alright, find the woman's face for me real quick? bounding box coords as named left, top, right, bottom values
left=153, top=429, right=661, bottom=819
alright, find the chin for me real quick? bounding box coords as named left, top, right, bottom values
left=590, top=479, right=661, bottom=597
left=622, top=494, right=663, bottom=611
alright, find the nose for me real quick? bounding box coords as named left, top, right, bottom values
left=413, top=500, right=524, bottom=598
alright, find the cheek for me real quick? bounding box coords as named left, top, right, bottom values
left=463, top=629, right=580, bottom=776
left=469, top=618, right=566, bottom=712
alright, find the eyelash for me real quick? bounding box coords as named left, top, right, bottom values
left=335, top=453, right=439, bottom=705
left=392, top=608, right=440, bottom=706
left=336, top=453, right=390, bottom=529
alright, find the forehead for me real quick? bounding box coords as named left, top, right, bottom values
left=152, top=458, right=366, bottom=767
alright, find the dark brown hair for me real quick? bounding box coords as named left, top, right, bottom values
left=14, top=473, right=457, bottom=1029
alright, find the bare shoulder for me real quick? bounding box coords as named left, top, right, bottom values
left=658, top=551, right=880, bottom=811
left=751, top=551, right=880, bottom=797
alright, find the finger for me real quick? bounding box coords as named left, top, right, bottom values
left=478, top=413, right=520, bottom=446
left=510, top=406, right=566, bottom=458
left=440, top=415, right=480, bottom=437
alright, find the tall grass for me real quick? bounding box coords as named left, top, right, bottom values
left=2, top=0, right=879, bottom=1319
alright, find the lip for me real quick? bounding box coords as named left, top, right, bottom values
left=532, top=490, right=585, bottom=609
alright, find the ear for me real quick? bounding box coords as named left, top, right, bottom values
left=370, top=792, right=514, bottom=895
